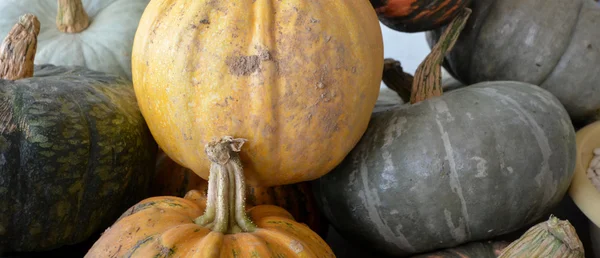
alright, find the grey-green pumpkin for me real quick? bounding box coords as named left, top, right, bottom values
left=426, top=0, right=600, bottom=123
left=313, top=81, right=577, bottom=256
left=0, top=14, right=157, bottom=253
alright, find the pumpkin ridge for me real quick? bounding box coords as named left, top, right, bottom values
left=252, top=227, right=318, bottom=257
left=429, top=99, right=471, bottom=242
left=475, top=87, right=564, bottom=220
left=537, top=0, right=585, bottom=87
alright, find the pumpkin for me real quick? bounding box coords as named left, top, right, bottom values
left=412, top=241, right=509, bottom=258
left=86, top=137, right=334, bottom=258
left=131, top=0, right=384, bottom=187
left=313, top=9, right=577, bottom=256
left=0, top=0, right=150, bottom=80
left=151, top=150, right=329, bottom=237
left=569, top=120, right=600, bottom=228
left=426, top=0, right=600, bottom=123
left=370, top=0, right=473, bottom=32
left=0, top=14, right=157, bottom=253
left=498, top=216, right=585, bottom=257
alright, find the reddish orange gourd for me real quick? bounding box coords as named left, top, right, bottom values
left=131, top=0, right=384, bottom=187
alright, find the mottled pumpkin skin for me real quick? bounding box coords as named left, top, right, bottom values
left=85, top=196, right=335, bottom=257
left=413, top=241, right=509, bottom=258
left=370, top=0, right=472, bottom=32
left=427, top=0, right=600, bottom=122
left=314, top=81, right=577, bottom=256
left=151, top=150, right=329, bottom=237
left=0, top=65, right=157, bottom=253
left=132, top=0, right=384, bottom=187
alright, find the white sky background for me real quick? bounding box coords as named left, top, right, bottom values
left=380, top=23, right=430, bottom=88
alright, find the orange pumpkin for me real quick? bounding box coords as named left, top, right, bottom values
left=151, top=150, right=329, bottom=237
left=131, top=0, right=384, bottom=187
left=86, top=137, right=334, bottom=257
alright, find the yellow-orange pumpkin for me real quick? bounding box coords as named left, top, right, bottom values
left=86, top=137, right=334, bottom=257
left=131, top=0, right=384, bottom=187
left=151, top=150, right=329, bottom=237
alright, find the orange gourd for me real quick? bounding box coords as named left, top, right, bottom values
left=151, top=150, right=329, bottom=237
left=131, top=0, right=384, bottom=187
left=86, top=137, right=334, bottom=257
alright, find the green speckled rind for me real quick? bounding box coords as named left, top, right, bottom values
left=0, top=64, right=157, bottom=253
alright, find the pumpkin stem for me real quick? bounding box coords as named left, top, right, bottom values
left=0, top=14, right=40, bottom=80
left=194, top=136, right=257, bottom=234
left=410, top=8, right=471, bottom=104
left=382, top=58, right=414, bottom=103
left=56, top=0, right=90, bottom=33
left=498, top=215, right=585, bottom=257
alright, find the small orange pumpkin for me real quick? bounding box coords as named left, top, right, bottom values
left=131, top=0, right=384, bottom=187
left=151, top=150, right=329, bottom=237
left=86, top=137, right=334, bottom=258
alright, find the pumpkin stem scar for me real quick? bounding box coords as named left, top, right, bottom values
left=587, top=148, right=600, bottom=192
left=382, top=58, right=414, bottom=103
left=194, top=136, right=257, bottom=233
left=56, top=0, right=90, bottom=34
left=0, top=14, right=40, bottom=80
left=410, top=8, right=471, bottom=104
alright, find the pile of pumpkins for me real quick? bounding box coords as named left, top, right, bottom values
left=0, top=0, right=598, bottom=257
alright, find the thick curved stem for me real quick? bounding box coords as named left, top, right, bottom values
left=0, top=14, right=40, bottom=80
left=194, top=136, right=256, bottom=234
left=410, top=8, right=471, bottom=104
left=193, top=163, right=218, bottom=225
left=232, top=158, right=256, bottom=232
left=56, top=0, right=90, bottom=33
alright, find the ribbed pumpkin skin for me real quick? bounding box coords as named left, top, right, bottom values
left=151, top=151, right=329, bottom=237
left=131, top=0, right=384, bottom=187
left=427, top=0, right=600, bottom=122
left=85, top=196, right=335, bottom=257
left=314, top=81, right=577, bottom=256
left=0, top=65, right=157, bottom=252
left=370, top=0, right=472, bottom=32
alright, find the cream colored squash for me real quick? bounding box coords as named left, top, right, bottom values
left=569, top=120, right=600, bottom=228
left=0, top=0, right=149, bottom=80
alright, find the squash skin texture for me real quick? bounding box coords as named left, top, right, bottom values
left=427, top=0, right=600, bottom=122
left=0, top=0, right=150, bottom=80
left=314, top=81, right=577, bottom=256
left=370, top=0, right=473, bottom=32
left=131, top=0, right=384, bottom=187
left=0, top=65, right=157, bottom=252
left=85, top=195, right=335, bottom=258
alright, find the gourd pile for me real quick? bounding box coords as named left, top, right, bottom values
left=0, top=0, right=598, bottom=257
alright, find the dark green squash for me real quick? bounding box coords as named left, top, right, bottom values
left=313, top=10, right=577, bottom=256
left=427, top=0, right=600, bottom=123
left=0, top=14, right=157, bottom=253
left=370, top=0, right=472, bottom=32
left=412, top=241, right=509, bottom=258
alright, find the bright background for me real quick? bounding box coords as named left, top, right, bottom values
left=379, top=24, right=430, bottom=87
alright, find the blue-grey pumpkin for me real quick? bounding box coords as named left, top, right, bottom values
left=427, top=0, right=600, bottom=123
left=313, top=81, right=577, bottom=256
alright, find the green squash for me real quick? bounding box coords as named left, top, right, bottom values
left=427, top=0, right=600, bottom=123
left=0, top=14, right=157, bottom=253
left=413, top=241, right=509, bottom=258
left=313, top=10, right=577, bottom=256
